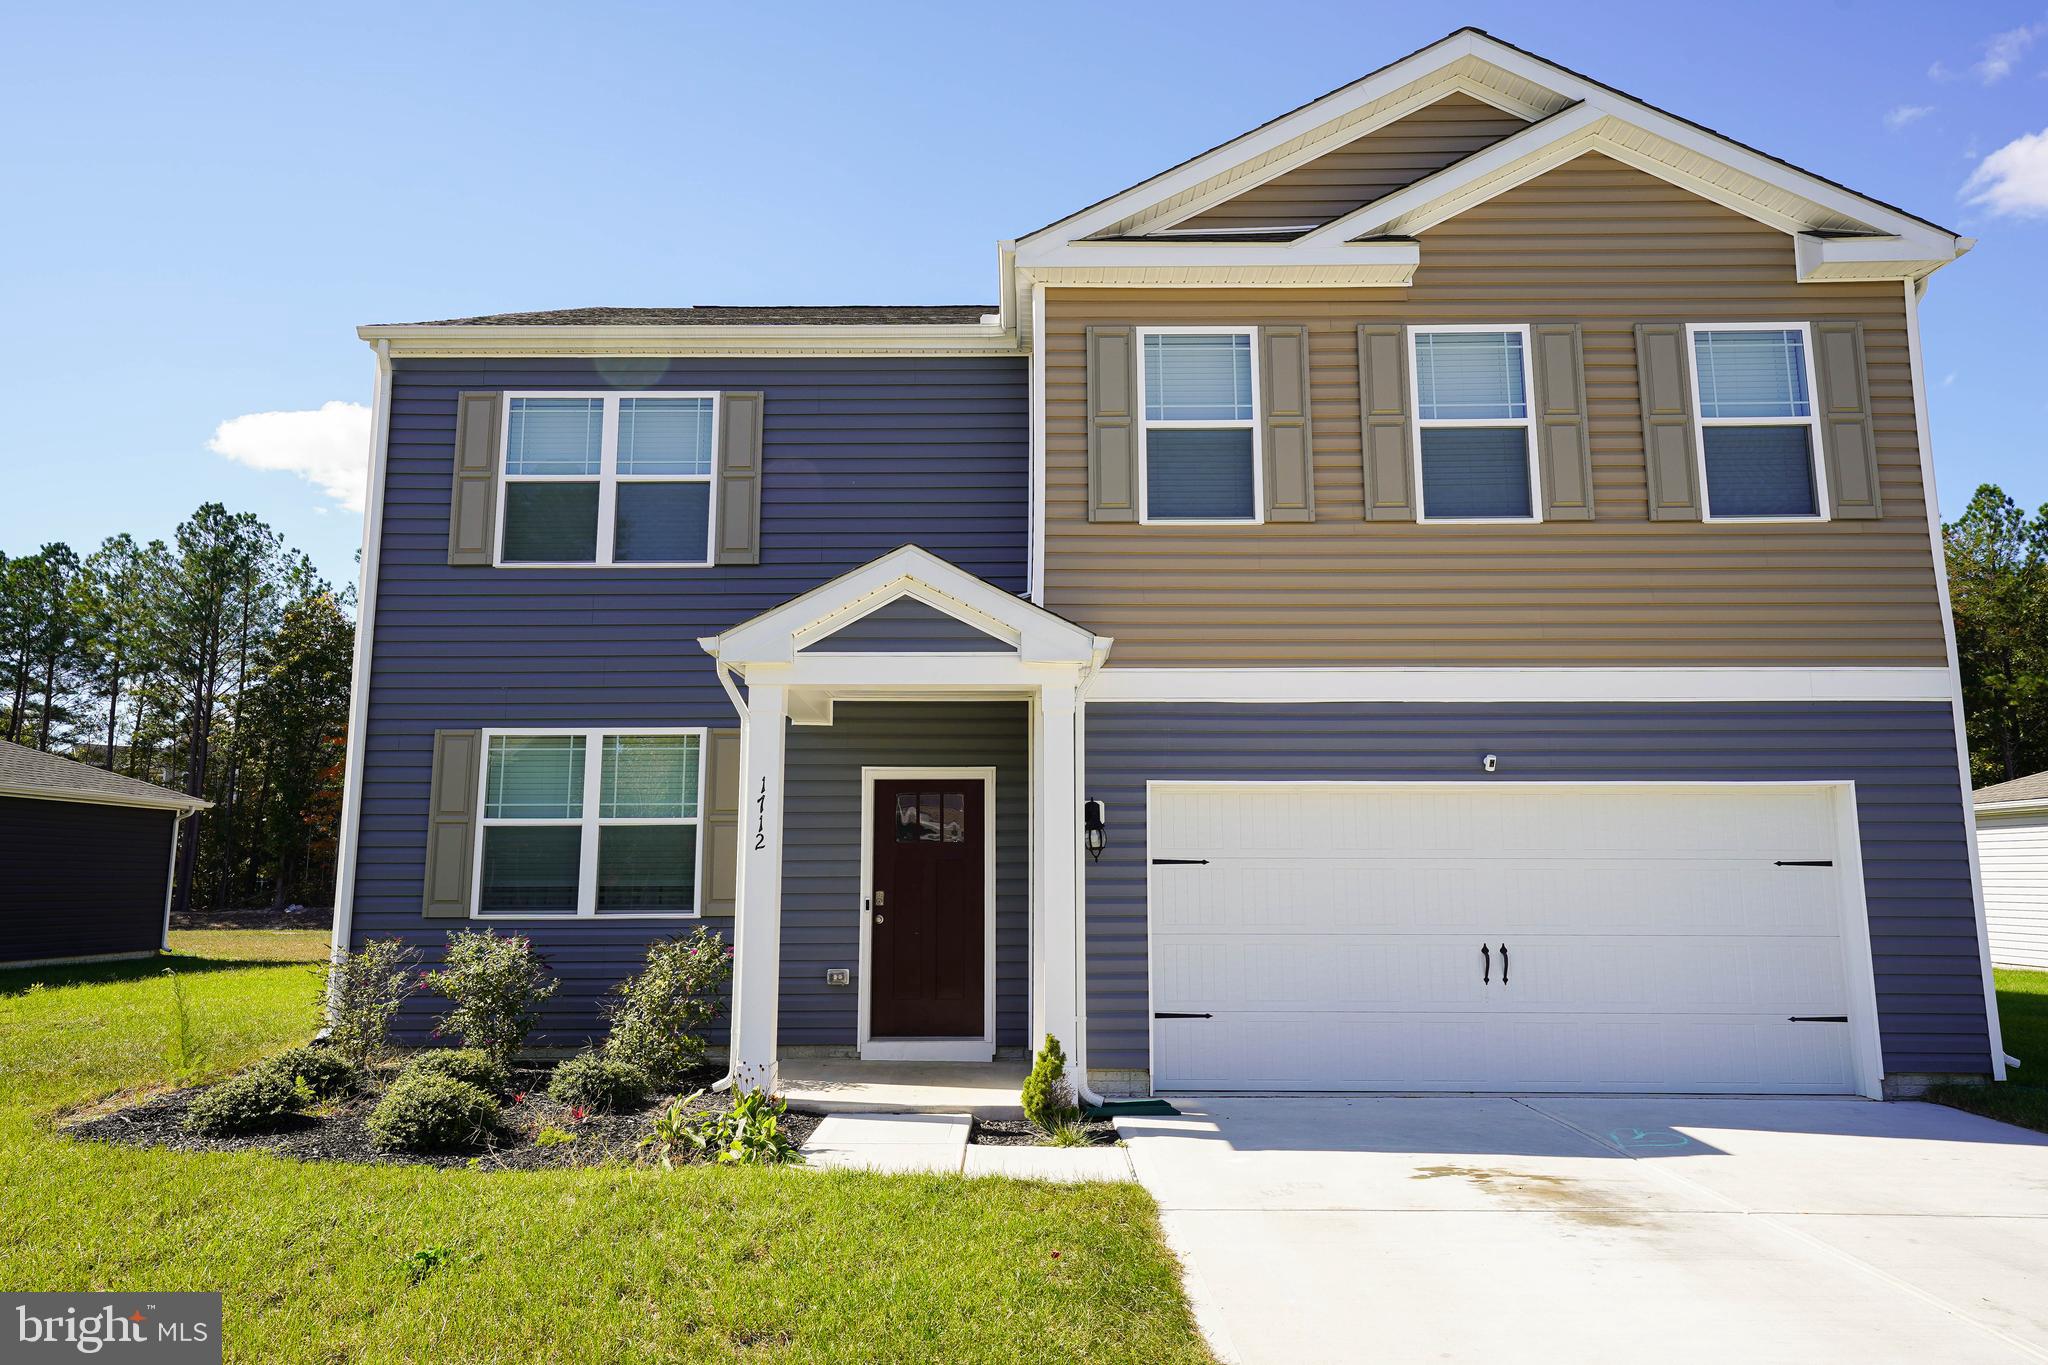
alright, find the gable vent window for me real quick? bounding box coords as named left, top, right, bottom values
left=1687, top=325, right=1825, bottom=520
left=1138, top=328, right=1262, bottom=524
left=499, top=392, right=717, bottom=565
left=1410, top=325, right=1538, bottom=522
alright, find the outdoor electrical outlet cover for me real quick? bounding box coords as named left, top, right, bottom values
left=826, top=968, right=851, bottom=986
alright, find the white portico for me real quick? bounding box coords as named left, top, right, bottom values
left=698, top=545, right=1109, bottom=1094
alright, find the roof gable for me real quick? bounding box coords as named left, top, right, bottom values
left=1012, top=29, right=1966, bottom=289
left=799, top=596, right=1015, bottom=654
left=1161, top=93, right=1530, bottom=238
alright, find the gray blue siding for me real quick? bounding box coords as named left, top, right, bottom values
left=353, top=356, right=1027, bottom=1045
left=0, top=797, right=174, bottom=965
left=782, top=701, right=1029, bottom=1047
left=1083, top=702, right=1992, bottom=1079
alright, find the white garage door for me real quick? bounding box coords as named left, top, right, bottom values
left=1149, top=784, right=1866, bottom=1094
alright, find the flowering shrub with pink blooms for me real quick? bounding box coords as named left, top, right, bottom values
left=421, top=930, right=559, bottom=1069
left=603, top=929, right=732, bottom=1086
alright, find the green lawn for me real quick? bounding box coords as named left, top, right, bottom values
left=0, top=935, right=1210, bottom=1364
left=1927, top=968, right=2048, bottom=1133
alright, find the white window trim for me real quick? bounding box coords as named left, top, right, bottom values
left=1135, top=325, right=1265, bottom=526
left=1408, top=323, right=1542, bottom=525
left=1686, top=321, right=1831, bottom=524
left=494, top=391, right=721, bottom=568
left=470, top=726, right=707, bottom=920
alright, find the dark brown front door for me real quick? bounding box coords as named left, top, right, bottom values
left=869, top=778, right=986, bottom=1038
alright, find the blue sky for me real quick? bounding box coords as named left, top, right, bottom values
left=5, top=1, right=2045, bottom=585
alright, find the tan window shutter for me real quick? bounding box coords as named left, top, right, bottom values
left=1086, top=325, right=1138, bottom=522
left=1634, top=324, right=1702, bottom=521
left=1356, top=324, right=1415, bottom=521
left=1260, top=325, right=1315, bottom=523
left=422, top=730, right=482, bottom=918
left=715, top=392, right=765, bottom=565
left=448, top=393, right=502, bottom=565
left=1814, top=321, right=1881, bottom=520
left=1531, top=323, right=1595, bottom=521
left=702, top=728, right=741, bottom=917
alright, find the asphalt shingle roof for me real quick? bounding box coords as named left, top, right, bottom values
left=0, top=739, right=207, bottom=810
left=1974, top=769, right=2048, bottom=807
left=390, top=305, right=997, bottom=328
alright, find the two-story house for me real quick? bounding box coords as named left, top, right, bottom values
left=331, top=29, right=2005, bottom=1102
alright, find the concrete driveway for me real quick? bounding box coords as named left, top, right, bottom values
left=1116, top=1097, right=2048, bottom=1364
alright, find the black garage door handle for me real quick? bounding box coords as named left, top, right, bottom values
left=1154, top=1012, right=1212, bottom=1019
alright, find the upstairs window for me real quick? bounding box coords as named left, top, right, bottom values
left=476, top=730, right=703, bottom=918
left=499, top=393, right=717, bottom=565
left=1138, top=329, right=1262, bottom=524
left=1410, top=326, right=1537, bottom=522
left=1688, top=325, right=1824, bottom=520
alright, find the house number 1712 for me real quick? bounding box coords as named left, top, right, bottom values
left=754, top=776, right=768, bottom=850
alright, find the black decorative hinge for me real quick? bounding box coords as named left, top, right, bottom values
left=1154, top=1011, right=1213, bottom=1020
left=1775, top=859, right=1834, bottom=867
left=1152, top=857, right=1209, bottom=865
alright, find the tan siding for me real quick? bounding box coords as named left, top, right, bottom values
left=1176, top=94, right=1530, bottom=233
left=1044, top=153, right=1947, bottom=667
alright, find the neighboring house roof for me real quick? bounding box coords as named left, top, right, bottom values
left=0, top=740, right=209, bottom=812
left=387, top=305, right=997, bottom=327
left=1975, top=770, right=2048, bottom=810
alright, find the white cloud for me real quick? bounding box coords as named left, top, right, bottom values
left=1885, top=103, right=1935, bottom=130
left=1964, top=126, right=2048, bottom=215
left=208, top=401, right=372, bottom=511
left=1975, top=23, right=2046, bottom=83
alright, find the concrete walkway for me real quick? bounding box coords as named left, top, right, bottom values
left=779, top=1061, right=1027, bottom=1117
left=1117, top=1097, right=2048, bottom=1364
left=799, top=1111, right=1134, bottom=1180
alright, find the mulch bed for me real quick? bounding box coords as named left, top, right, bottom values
left=66, top=1064, right=821, bottom=1172
left=969, top=1116, right=1120, bottom=1147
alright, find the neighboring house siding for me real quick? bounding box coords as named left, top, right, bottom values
left=1977, top=808, right=2048, bottom=969
left=1175, top=93, right=1531, bottom=234
left=1082, top=702, right=1989, bottom=1078
left=354, top=356, right=1028, bottom=1045
left=781, top=701, right=1029, bottom=1048
left=1045, top=154, right=1946, bottom=666
left=0, top=797, right=171, bottom=964
left=801, top=597, right=1012, bottom=653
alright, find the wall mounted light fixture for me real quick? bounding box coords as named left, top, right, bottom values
left=1083, top=799, right=1107, bottom=861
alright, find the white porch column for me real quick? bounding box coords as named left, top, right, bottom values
left=729, top=682, right=788, bottom=1094
left=1033, top=684, right=1081, bottom=1059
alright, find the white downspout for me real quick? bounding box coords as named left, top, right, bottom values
left=1905, top=275, right=2011, bottom=1078
left=325, top=337, right=393, bottom=1013
left=709, top=656, right=748, bottom=1092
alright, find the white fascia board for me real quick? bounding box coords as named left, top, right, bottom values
left=1020, top=263, right=1418, bottom=288
left=1013, top=30, right=1491, bottom=255
left=0, top=784, right=210, bottom=813
left=1795, top=232, right=1966, bottom=283
left=746, top=655, right=1089, bottom=690
left=1085, top=666, right=1958, bottom=704
left=356, top=322, right=1023, bottom=359
left=1017, top=239, right=1421, bottom=271
left=702, top=545, right=1097, bottom=667
left=1975, top=798, right=2048, bottom=816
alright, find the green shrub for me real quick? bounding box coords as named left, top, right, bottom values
left=400, top=1048, right=508, bottom=1095
left=367, top=1071, right=501, bottom=1152
left=1021, top=1033, right=1079, bottom=1132
left=546, top=1052, right=649, bottom=1113
left=324, top=938, right=419, bottom=1070
left=264, top=1045, right=361, bottom=1100
left=603, top=929, right=731, bottom=1086
left=186, top=1066, right=300, bottom=1137
left=533, top=1125, right=577, bottom=1148
left=422, top=930, right=559, bottom=1069
left=639, top=1089, right=802, bottom=1169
